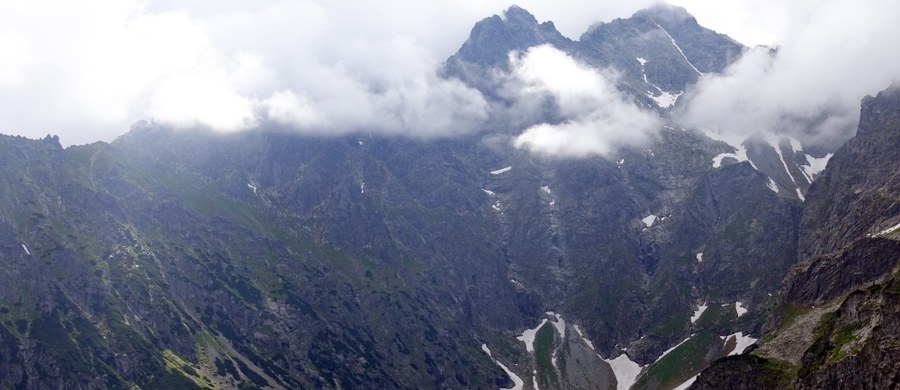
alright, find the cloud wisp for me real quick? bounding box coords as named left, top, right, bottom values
left=505, top=45, right=660, bottom=158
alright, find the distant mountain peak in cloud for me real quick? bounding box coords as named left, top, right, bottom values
left=632, top=3, right=695, bottom=24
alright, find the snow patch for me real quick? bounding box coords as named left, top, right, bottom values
left=21, top=244, right=30, bottom=255
left=695, top=252, right=703, bottom=262
left=541, top=186, right=551, bottom=194
left=788, top=137, right=803, bottom=153
left=691, top=302, right=708, bottom=324
left=673, top=375, right=699, bottom=390
left=492, top=202, right=502, bottom=212
left=874, top=220, right=900, bottom=237
left=642, top=215, right=657, bottom=227
left=360, top=181, right=365, bottom=194
left=246, top=182, right=257, bottom=194
left=604, top=354, right=643, bottom=390
left=647, top=89, right=683, bottom=109
left=638, top=59, right=650, bottom=84
left=482, top=344, right=524, bottom=390
left=490, top=166, right=512, bottom=175
left=617, top=158, right=625, bottom=166
left=573, top=324, right=595, bottom=350
left=766, top=178, right=780, bottom=193
left=766, top=136, right=804, bottom=201
left=656, top=24, right=702, bottom=75
left=722, top=332, right=758, bottom=356
left=801, top=153, right=833, bottom=182
left=481, top=188, right=496, bottom=196
left=711, top=143, right=755, bottom=169
left=549, top=312, right=565, bottom=339
left=735, top=302, right=748, bottom=317
left=706, top=132, right=757, bottom=170
left=636, top=55, right=682, bottom=108
left=655, top=336, right=692, bottom=364
left=517, top=319, right=549, bottom=353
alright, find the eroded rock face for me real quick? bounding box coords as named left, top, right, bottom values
left=784, top=238, right=900, bottom=305
left=799, top=85, right=900, bottom=259
left=794, top=279, right=900, bottom=389
left=694, top=85, right=900, bottom=389
left=691, top=355, right=790, bottom=390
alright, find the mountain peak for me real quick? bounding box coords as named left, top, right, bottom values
left=633, top=4, right=696, bottom=25
left=858, top=82, right=900, bottom=136
left=443, top=5, right=570, bottom=70
left=501, top=4, right=537, bottom=25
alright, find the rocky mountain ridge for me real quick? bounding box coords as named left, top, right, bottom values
left=0, top=5, right=870, bottom=390
left=692, top=84, right=900, bottom=389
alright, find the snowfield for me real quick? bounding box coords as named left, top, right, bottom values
left=490, top=166, right=512, bottom=175
left=517, top=319, right=548, bottom=353
left=691, top=302, right=708, bottom=324
left=481, top=344, right=524, bottom=390
left=722, top=332, right=758, bottom=356
left=604, top=354, right=643, bottom=390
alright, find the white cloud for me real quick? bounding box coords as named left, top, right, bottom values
left=508, top=45, right=660, bottom=157
left=676, top=0, right=900, bottom=147
left=0, top=1, right=896, bottom=147
left=0, top=0, right=665, bottom=145
left=0, top=32, right=31, bottom=87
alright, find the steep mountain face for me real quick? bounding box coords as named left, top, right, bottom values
left=448, top=5, right=574, bottom=69
left=0, top=134, right=522, bottom=389
left=445, top=4, right=744, bottom=111
left=693, top=85, right=900, bottom=389
left=799, top=85, right=900, bottom=259
left=0, top=5, right=852, bottom=390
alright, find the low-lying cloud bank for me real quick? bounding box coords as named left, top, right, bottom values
left=1, top=1, right=898, bottom=154
left=0, top=1, right=498, bottom=144
left=0, top=0, right=657, bottom=145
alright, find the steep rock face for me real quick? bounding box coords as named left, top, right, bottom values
left=442, top=5, right=574, bottom=95
left=694, top=85, right=900, bottom=389
left=0, top=133, right=519, bottom=389
left=794, top=278, right=900, bottom=389
left=447, top=5, right=573, bottom=68
left=691, top=355, right=791, bottom=390
left=799, top=85, right=900, bottom=259
left=689, top=162, right=801, bottom=301
left=445, top=5, right=745, bottom=112
left=788, top=85, right=900, bottom=303
left=631, top=5, right=743, bottom=74
left=784, top=238, right=900, bottom=304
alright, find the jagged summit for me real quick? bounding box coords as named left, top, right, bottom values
left=858, top=81, right=900, bottom=136
left=444, top=4, right=744, bottom=109
left=445, top=5, right=571, bottom=69
left=632, top=3, right=695, bottom=25
left=499, top=4, right=535, bottom=24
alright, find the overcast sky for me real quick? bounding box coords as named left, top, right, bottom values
left=0, top=0, right=897, bottom=146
